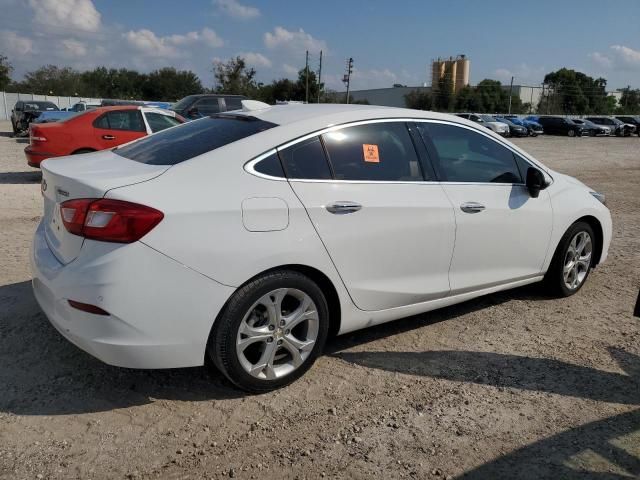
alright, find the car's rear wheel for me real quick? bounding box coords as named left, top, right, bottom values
left=208, top=270, right=329, bottom=392
left=544, top=221, right=596, bottom=297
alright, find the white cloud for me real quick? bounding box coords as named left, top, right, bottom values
left=61, top=38, right=87, bottom=57
left=124, top=28, right=223, bottom=58
left=264, top=27, right=327, bottom=53
left=240, top=52, right=271, bottom=68
left=214, top=0, right=260, bottom=19
left=283, top=63, right=298, bottom=76
left=28, top=0, right=101, bottom=32
left=590, top=45, right=640, bottom=72
left=493, top=63, right=546, bottom=84
left=0, top=30, right=34, bottom=55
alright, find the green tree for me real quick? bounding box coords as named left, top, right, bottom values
left=0, top=54, right=12, bottom=91
left=81, top=67, right=147, bottom=99
left=18, top=65, right=83, bottom=96
left=616, top=87, right=640, bottom=114
left=433, top=77, right=454, bottom=111
left=213, top=56, right=258, bottom=96
left=404, top=89, right=433, bottom=110
left=144, top=67, right=203, bottom=101
left=539, top=68, right=609, bottom=114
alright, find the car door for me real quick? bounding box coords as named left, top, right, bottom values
left=93, top=109, right=147, bottom=149
left=416, top=121, right=552, bottom=294
left=282, top=120, right=456, bottom=311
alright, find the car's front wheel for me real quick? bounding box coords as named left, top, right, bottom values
left=568, top=129, right=576, bottom=137
left=208, top=270, right=329, bottom=392
left=544, top=221, right=596, bottom=297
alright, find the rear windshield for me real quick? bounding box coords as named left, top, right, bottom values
left=24, top=101, right=59, bottom=111
left=115, top=115, right=277, bottom=165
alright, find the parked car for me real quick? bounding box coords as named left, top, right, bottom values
left=615, top=116, right=640, bottom=136
left=571, top=119, right=611, bottom=136
left=504, top=115, right=543, bottom=136
left=25, top=106, right=183, bottom=168
left=170, top=94, right=248, bottom=120
left=495, top=117, right=529, bottom=137
left=31, top=102, right=611, bottom=392
left=69, top=101, right=101, bottom=112
left=585, top=117, right=636, bottom=136
left=455, top=113, right=510, bottom=136
left=33, top=110, right=80, bottom=124
left=143, top=101, right=172, bottom=109
left=10, top=100, right=59, bottom=134
left=536, top=116, right=588, bottom=137
left=100, top=99, right=145, bottom=107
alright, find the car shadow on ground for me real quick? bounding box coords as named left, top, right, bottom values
left=0, top=280, right=551, bottom=416
left=0, top=281, right=244, bottom=416
left=335, top=349, right=640, bottom=479
left=0, top=171, right=41, bottom=184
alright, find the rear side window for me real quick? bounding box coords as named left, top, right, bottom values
left=115, top=115, right=277, bottom=165
left=321, top=122, right=423, bottom=182
left=253, top=152, right=285, bottom=177
left=145, top=112, right=182, bottom=133
left=94, top=110, right=145, bottom=132
left=194, top=98, right=221, bottom=115
left=278, top=137, right=332, bottom=180
left=224, top=97, right=243, bottom=111
left=417, top=123, right=522, bottom=184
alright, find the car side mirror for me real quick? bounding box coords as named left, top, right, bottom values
left=526, top=167, right=545, bottom=198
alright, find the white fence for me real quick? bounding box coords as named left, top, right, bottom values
left=0, top=92, right=102, bottom=121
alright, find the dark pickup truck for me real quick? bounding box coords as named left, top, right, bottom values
left=10, top=100, right=60, bottom=135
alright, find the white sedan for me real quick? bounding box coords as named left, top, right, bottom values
left=31, top=102, right=612, bottom=392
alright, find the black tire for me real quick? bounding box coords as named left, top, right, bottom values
left=11, top=121, right=18, bottom=135
left=207, top=270, right=329, bottom=392
left=72, top=148, right=95, bottom=155
left=568, top=129, right=576, bottom=137
left=544, top=221, right=596, bottom=297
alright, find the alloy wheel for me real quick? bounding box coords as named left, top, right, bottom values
left=563, top=231, right=592, bottom=290
left=236, top=288, right=319, bottom=380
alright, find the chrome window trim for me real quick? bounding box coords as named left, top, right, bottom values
left=243, top=117, right=553, bottom=185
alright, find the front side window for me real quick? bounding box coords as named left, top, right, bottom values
left=321, top=122, right=423, bottom=182
left=417, top=123, right=522, bottom=184
left=278, top=137, right=332, bottom=180
left=145, top=112, right=182, bottom=133
left=115, top=115, right=277, bottom=165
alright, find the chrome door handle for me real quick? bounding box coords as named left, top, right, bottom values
left=460, top=202, right=486, bottom=213
left=102, top=134, right=115, bottom=140
left=326, top=201, right=362, bottom=215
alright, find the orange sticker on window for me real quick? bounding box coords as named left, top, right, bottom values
left=363, top=144, right=380, bottom=163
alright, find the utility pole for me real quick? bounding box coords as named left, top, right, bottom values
left=305, top=50, right=309, bottom=104
left=343, top=57, right=353, bottom=104
left=317, top=50, right=323, bottom=103
left=508, top=76, right=514, bottom=114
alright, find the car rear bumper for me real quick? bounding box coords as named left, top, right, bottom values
left=24, top=145, right=56, bottom=168
left=30, top=221, right=235, bottom=369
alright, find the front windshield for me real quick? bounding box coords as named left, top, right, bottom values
left=171, top=95, right=198, bottom=111
left=24, top=101, right=59, bottom=111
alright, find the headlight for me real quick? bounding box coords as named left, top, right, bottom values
left=590, top=191, right=606, bottom=205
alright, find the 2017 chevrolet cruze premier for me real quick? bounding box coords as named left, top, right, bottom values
left=31, top=102, right=611, bottom=392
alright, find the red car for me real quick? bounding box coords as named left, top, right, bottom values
left=25, top=106, right=184, bottom=168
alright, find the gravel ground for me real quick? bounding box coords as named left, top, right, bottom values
left=0, top=122, right=638, bottom=480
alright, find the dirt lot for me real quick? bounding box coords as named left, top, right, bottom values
left=0, top=121, right=638, bottom=480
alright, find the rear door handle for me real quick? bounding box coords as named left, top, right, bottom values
left=102, top=134, right=115, bottom=140
left=460, top=202, right=486, bottom=213
left=326, top=201, right=362, bottom=215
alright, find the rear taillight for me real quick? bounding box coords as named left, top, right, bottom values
left=30, top=127, right=47, bottom=143
left=59, top=198, right=163, bottom=243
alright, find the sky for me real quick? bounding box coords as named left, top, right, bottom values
left=1, top=0, right=639, bottom=91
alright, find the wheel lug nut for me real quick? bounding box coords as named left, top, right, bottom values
left=280, top=320, right=285, bottom=326
left=267, top=337, right=273, bottom=343
left=277, top=339, right=283, bottom=345
left=268, top=325, right=275, bottom=331
left=285, top=329, right=290, bottom=335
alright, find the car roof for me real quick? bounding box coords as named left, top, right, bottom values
left=237, top=103, right=484, bottom=129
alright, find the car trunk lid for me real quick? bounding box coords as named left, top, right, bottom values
left=40, top=150, right=169, bottom=264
